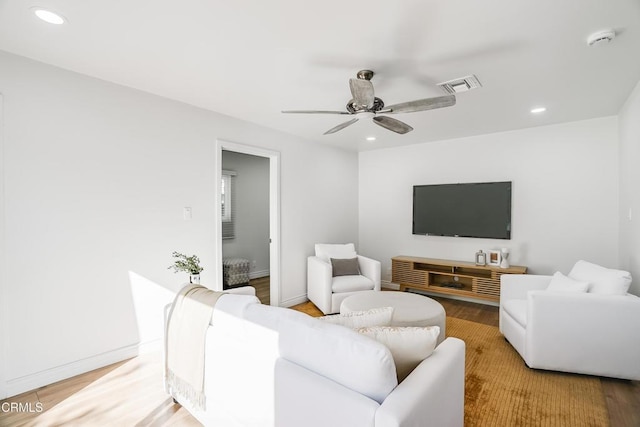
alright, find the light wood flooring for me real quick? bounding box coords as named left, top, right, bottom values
left=0, top=351, right=199, bottom=427
left=1, top=292, right=638, bottom=426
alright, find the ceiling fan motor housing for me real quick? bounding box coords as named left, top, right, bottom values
left=356, top=69, right=374, bottom=80
left=347, top=97, right=384, bottom=113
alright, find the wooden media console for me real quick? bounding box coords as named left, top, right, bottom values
left=392, top=255, right=527, bottom=302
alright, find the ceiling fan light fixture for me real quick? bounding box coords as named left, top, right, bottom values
left=32, top=8, right=66, bottom=25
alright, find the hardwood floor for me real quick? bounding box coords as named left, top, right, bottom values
left=0, top=351, right=199, bottom=427
left=249, top=276, right=270, bottom=305
left=1, top=294, right=638, bottom=426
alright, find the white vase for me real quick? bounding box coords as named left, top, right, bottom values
left=500, top=249, right=510, bottom=268
left=190, top=273, right=201, bottom=284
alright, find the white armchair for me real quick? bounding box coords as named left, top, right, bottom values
left=500, top=261, right=640, bottom=380
left=307, top=243, right=381, bottom=314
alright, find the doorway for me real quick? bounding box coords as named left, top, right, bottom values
left=215, top=139, right=280, bottom=306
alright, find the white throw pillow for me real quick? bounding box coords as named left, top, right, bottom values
left=356, top=326, right=440, bottom=382
left=547, top=271, right=589, bottom=293
left=318, top=307, right=394, bottom=328
left=568, top=260, right=632, bottom=295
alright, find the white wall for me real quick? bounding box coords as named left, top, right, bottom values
left=359, top=117, right=620, bottom=281
left=0, top=50, right=358, bottom=398
left=618, top=79, right=640, bottom=296
left=221, top=151, right=270, bottom=277
left=0, top=94, right=6, bottom=399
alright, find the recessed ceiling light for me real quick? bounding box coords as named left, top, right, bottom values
left=32, top=8, right=66, bottom=25
left=530, top=107, right=546, bottom=114
left=366, top=136, right=376, bottom=141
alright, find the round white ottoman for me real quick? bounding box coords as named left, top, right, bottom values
left=340, top=291, right=446, bottom=344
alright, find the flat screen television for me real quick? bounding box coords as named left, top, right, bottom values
left=412, top=181, right=512, bottom=239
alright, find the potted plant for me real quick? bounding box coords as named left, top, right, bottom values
left=168, top=251, right=204, bottom=284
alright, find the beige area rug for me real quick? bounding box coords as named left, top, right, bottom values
left=446, top=317, right=609, bottom=427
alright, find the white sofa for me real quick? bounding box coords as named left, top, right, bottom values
left=165, top=290, right=465, bottom=427
left=500, top=263, right=640, bottom=380
left=308, top=243, right=381, bottom=314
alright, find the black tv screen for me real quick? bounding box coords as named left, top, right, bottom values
left=412, top=181, right=512, bottom=239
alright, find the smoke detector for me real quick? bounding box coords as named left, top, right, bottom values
left=587, top=29, right=616, bottom=47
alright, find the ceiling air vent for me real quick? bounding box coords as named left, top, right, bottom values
left=437, top=75, right=482, bottom=94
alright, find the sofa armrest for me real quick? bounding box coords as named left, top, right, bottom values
left=225, top=285, right=256, bottom=296
left=500, top=274, right=551, bottom=301
left=526, top=291, right=640, bottom=379
left=307, top=256, right=333, bottom=314
left=376, top=337, right=465, bottom=427
left=358, top=255, right=381, bottom=291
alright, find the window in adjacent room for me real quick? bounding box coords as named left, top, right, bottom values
left=221, top=170, right=236, bottom=239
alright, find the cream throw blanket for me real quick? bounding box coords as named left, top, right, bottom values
left=166, top=284, right=224, bottom=410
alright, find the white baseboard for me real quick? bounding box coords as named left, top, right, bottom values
left=249, top=269, right=269, bottom=280
left=136, top=338, right=163, bottom=355
left=279, top=294, right=309, bottom=308
left=381, top=280, right=399, bottom=290
left=4, top=339, right=161, bottom=399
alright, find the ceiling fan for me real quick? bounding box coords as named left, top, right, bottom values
left=282, top=70, right=456, bottom=135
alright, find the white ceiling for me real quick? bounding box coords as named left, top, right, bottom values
left=1, top=0, right=639, bottom=151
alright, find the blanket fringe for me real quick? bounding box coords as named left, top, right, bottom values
left=167, top=369, right=207, bottom=410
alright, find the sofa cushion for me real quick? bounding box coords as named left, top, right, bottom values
left=547, top=272, right=589, bottom=293
left=279, top=311, right=398, bottom=404
left=211, top=293, right=261, bottom=325
left=318, top=306, right=394, bottom=328
left=502, top=299, right=527, bottom=328
left=244, top=302, right=309, bottom=332
left=315, top=243, right=357, bottom=263
left=331, top=257, right=361, bottom=277
left=356, top=326, right=439, bottom=382
left=568, top=260, right=632, bottom=295
left=331, top=275, right=375, bottom=293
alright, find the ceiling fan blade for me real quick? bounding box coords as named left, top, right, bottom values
left=282, top=110, right=350, bottom=115
left=372, top=116, right=414, bottom=134
left=349, top=78, right=375, bottom=109
left=385, top=95, right=456, bottom=114
left=323, top=118, right=359, bottom=135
